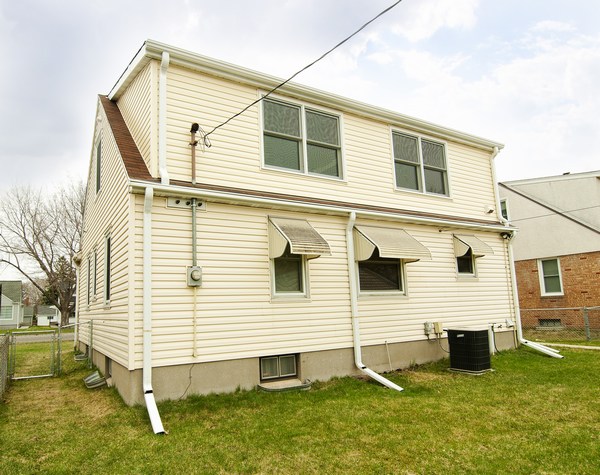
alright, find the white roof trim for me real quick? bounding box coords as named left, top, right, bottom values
left=453, top=234, right=494, bottom=257
left=354, top=225, right=432, bottom=262
left=269, top=217, right=331, bottom=259
left=110, top=40, right=504, bottom=151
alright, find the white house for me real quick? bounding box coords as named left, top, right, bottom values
left=0, top=281, right=24, bottom=329
left=78, top=40, right=521, bottom=432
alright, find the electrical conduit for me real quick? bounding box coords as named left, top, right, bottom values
left=143, top=186, right=166, bottom=434
left=346, top=211, right=403, bottom=391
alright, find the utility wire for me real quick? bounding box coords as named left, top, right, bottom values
left=202, top=0, right=403, bottom=146
left=509, top=204, right=600, bottom=223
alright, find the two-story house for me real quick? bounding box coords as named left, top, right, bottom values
left=78, top=40, right=520, bottom=432
left=499, top=171, right=600, bottom=332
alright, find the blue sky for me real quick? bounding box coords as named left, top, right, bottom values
left=0, top=0, right=599, bottom=190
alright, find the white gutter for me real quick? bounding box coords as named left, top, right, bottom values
left=130, top=180, right=513, bottom=234
left=491, top=150, right=562, bottom=359
left=346, top=211, right=403, bottom=392
left=158, top=52, right=170, bottom=185
left=143, top=187, right=166, bottom=434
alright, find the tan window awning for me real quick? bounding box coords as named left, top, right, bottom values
left=269, top=217, right=331, bottom=259
left=453, top=234, right=493, bottom=257
left=354, top=225, right=432, bottom=262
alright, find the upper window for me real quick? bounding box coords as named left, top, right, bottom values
left=104, top=235, right=111, bottom=304
left=539, top=258, right=563, bottom=296
left=392, top=132, right=448, bottom=195
left=263, top=98, right=342, bottom=178
left=500, top=199, right=509, bottom=220
left=456, top=247, right=474, bottom=275
left=95, top=140, right=102, bottom=193
left=358, top=249, right=403, bottom=292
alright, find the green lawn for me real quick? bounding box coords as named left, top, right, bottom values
left=1, top=346, right=599, bottom=474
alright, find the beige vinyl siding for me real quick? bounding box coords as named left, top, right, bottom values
left=78, top=101, right=132, bottom=368
left=162, top=63, right=499, bottom=223
left=130, top=195, right=514, bottom=369
left=356, top=221, right=514, bottom=345
left=117, top=61, right=155, bottom=176
left=131, top=200, right=352, bottom=368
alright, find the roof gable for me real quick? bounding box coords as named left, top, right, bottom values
left=0, top=281, right=22, bottom=303
left=98, top=95, right=155, bottom=182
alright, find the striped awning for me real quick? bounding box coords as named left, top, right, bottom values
left=453, top=234, right=494, bottom=257
left=269, top=217, right=331, bottom=259
left=354, top=225, right=431, bottom=262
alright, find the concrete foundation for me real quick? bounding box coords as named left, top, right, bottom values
left=84, top=330, right=516, bottom=406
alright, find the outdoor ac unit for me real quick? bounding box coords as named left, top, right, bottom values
left=447, top=328, right=491, bottom=374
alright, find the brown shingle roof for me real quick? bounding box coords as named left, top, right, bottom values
left=99, top=95, right=155, bottom=181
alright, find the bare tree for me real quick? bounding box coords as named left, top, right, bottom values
left=0, top=181, right=84, bottom=325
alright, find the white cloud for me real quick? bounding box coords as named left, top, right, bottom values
left=391, top=0, right=479, bottom=42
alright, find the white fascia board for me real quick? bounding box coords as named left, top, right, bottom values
left=110, top=39, right=504, bottom=152
left=129, top=179, right=515, bottom=233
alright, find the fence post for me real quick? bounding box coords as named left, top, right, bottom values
left=583, top=307, right=591, bottom=341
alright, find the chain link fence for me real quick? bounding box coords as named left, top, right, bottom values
left=0, top=334, right=9, bottom=399
left=521, top=306, right=600, bottom=344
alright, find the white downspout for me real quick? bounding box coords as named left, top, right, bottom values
left=158, top=52, right=170, bottom=185
left=346, top=212, right=403, bottom=392
left=491, top=149, right=562, bottom=359
left=143, top=187, right=167, bottom=434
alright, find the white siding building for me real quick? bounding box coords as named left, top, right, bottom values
left=78, top=41, right=517, bottom=414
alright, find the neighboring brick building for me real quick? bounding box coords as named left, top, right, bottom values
left=499, top=171, right=600, bottom=330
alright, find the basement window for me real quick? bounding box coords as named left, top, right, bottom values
left=539, top=318, right=562, bottom=328
left=260, top=355, right=297, bottom=381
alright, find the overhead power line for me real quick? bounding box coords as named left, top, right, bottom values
left=202, top=0, right=403, bottom=146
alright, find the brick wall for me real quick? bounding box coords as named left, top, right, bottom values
left=515, top=251, right=600, bottom=328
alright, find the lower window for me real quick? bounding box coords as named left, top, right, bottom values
left=456, top=248, right=474, bottom=274
left=260, top=355, right=297, bottom=380
left=273, top=244, right=305, bottom=294
left=358, top=249, right=403, bottom=292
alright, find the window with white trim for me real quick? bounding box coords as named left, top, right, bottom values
left=104, top=235, right=111, bottom=304
left=260, top=354, right=297, bottom=380
left=87, top=255, right=92, bottom=305
left=272, top=244, right=306, bottom=295
left=263, top=98, right=342, bottom=178
left=456, top=247, right=475, bottom=275
left=392, top=131, right=448, bottom=195
left=358, top=249, right=403, bottom=292
left=539, top=258, right=563, bottom=295
left=95, top=140, right=102, bottom=193
left=500, top=198, right=509, bottom=220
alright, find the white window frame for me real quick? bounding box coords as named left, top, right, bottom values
left=456, top=248, right=476, bottom=277
left=500, top=198, right=510, bottom=221
left=538, top=257, right=564, bottom=296
left=260, top=354, right=298, bottom=380
left=357, top=256, right=407, bottom=296
left=104, top=234, right=111, bottom=306
left=95, top=138, right=102, bottom=194
left=270, top=246, right=309, bottom=299
left=391, top=129, right=450, bottom=197
left=260, top=95, right=345, bottom=180
left=87, top=255, right=92, bottom=306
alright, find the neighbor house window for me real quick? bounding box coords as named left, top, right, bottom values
left=104, top=235, right=111, bottom=304
left=263, top=98, right=342, bottom=178
left=260, top=354, right=297, bottom=380
left=96, top=140, right=102, bottom=193
left=272, top=244, right=305, bottom=295
left=358, top=249, right=403, bottom=292
left=539, top=258, right=563, bottom=295
left=392, top=132, right=448, bottom=195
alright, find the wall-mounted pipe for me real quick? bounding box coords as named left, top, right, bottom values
left=143, top=186, right=166, bottom=434
left=346, top=211, right=403, bottom=392
left=158, top=52, right=170, bottom=185
left=190, top=123, right=199, bottom=185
